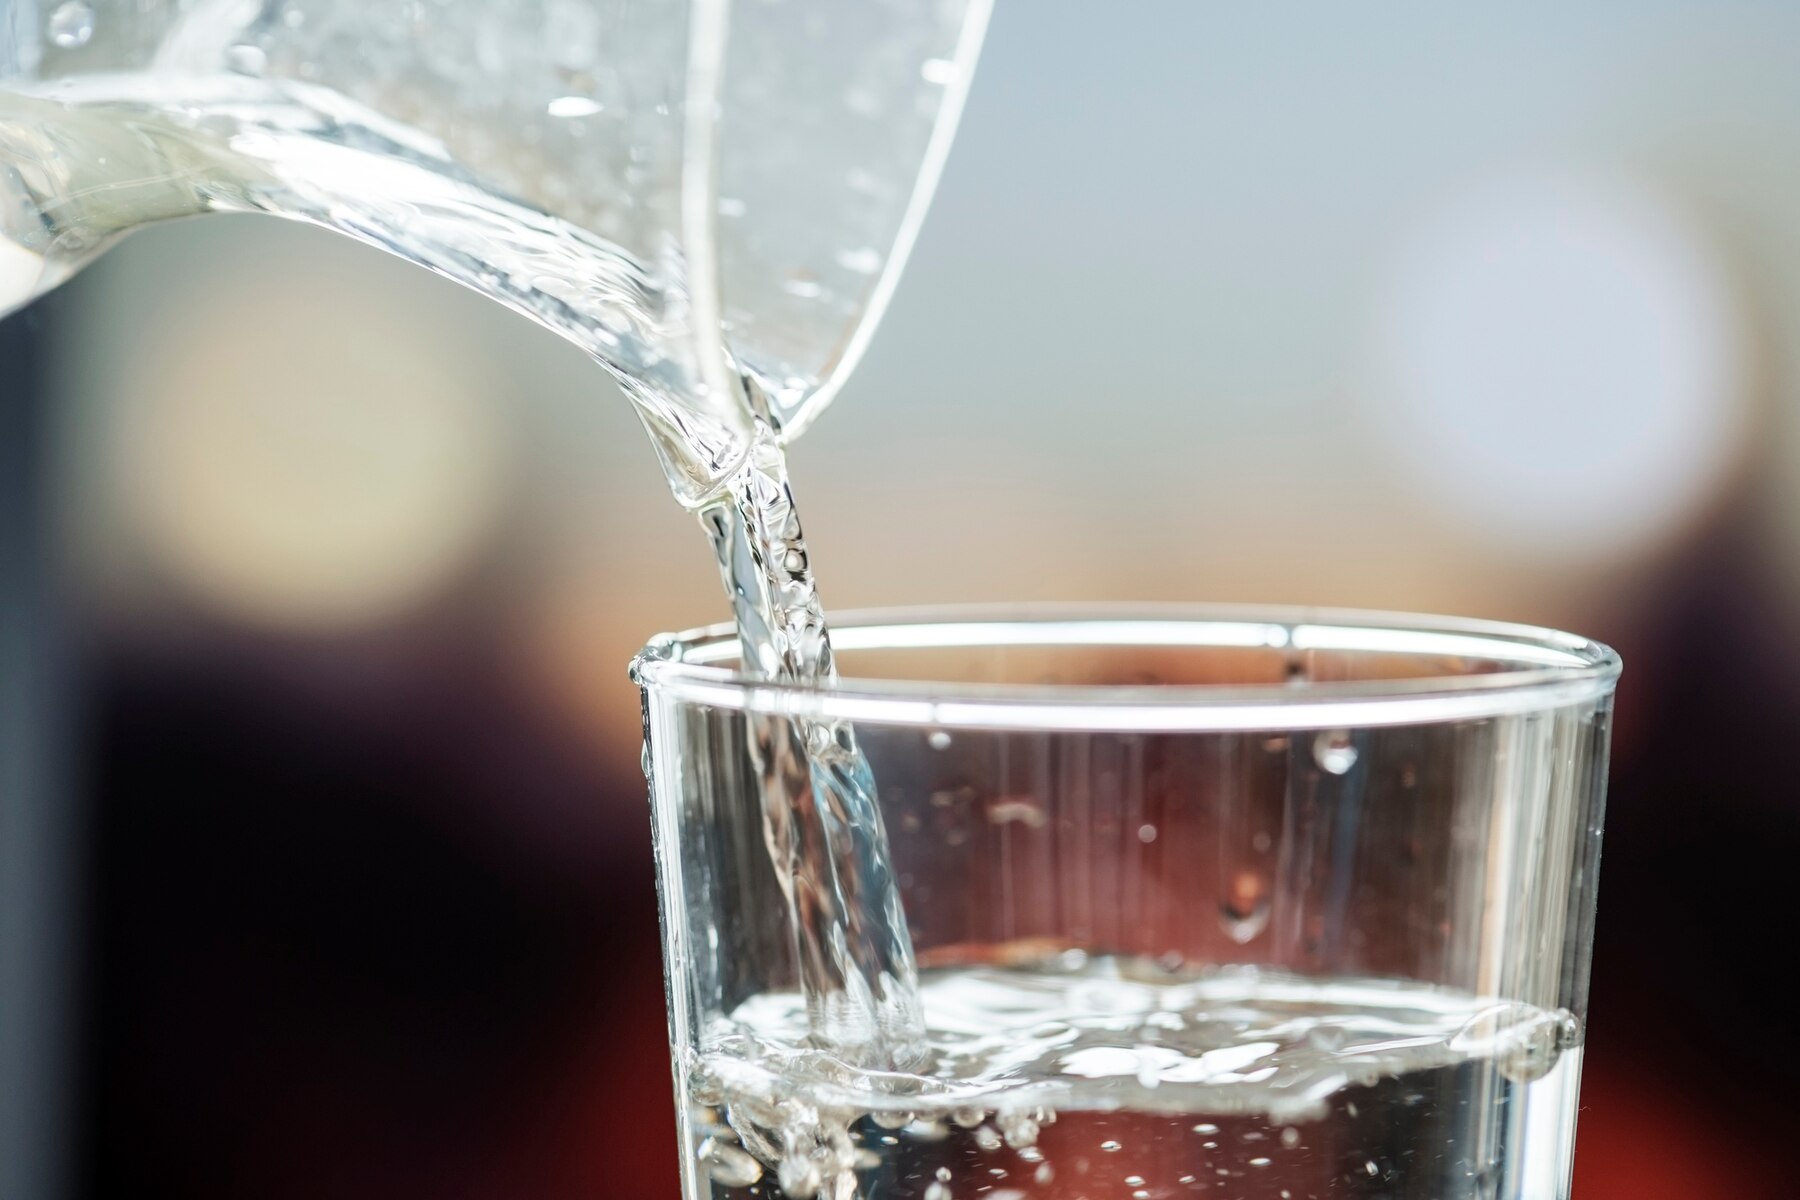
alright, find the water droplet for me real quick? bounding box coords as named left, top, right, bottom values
left=1250, top=1157, right=1272, bottom=1168
left=836, top=246, right=884, bottom=275
left=1100, top=1140, right=1123, bottom=1152
left=1192, top=1123, right=1219, bottom=1135
left=1314, top=730, right=1358, bottom=774
left=928, top=730, right=953, bottom=751
left=1280, top=1126, right=1301, bottom=1148
left=547, top=95, right=603, bottom=118
left=226, top=43, right=267, bottom=74
left=920, top=56, right=957, bottom=84
left=47, top=1, right=95, bottom=48
left=1220, top=869, right=1271, bottom=942
left=698, top=1138, right=762, bottom=1187
left=1137, top=823, right=1158, bottom=843
left=989, top=799, right=1047, bottom=828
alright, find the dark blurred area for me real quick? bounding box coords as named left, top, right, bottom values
left=8, top=5, right=1800, bottom=1198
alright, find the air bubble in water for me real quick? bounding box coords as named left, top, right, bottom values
left=777, top=1157, right=820, bottom=1197
left=936, top=1166, right=953, bottom=1183
left=997, top=1110, right=1040, bottom=1148
left=925, top=1184, right=951, bottom=1200
left=1281, top=1126, right=1301, bottom=1148
left=1314, top=730, right=1358, bottom=774
left=47, top=1, right=95, bottom=48
left=698, top=1138, right=762, bottom=1188
left=1034, top=1164, right=1055, bottom=1185
left=973, top=1126, right=1002, bottom=1152
left=1124, top=1176, right=1145, bottom=1186
left=1192, top=1123, right=1218, bottom=1135
left=928, top=730, right=953, bottom=751
left=1100, top=1139, right=1123, bottom=1152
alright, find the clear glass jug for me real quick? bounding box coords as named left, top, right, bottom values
left=0, top=0, right=992, bottom=500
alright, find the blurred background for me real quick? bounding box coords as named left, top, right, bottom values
left=4, top=2, right=1800, bottom=1196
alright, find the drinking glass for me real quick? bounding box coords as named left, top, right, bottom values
left=633, top=605, right=1619, bottom=1200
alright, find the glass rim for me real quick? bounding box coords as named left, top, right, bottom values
left=629, top=603, right=1621, bottom=732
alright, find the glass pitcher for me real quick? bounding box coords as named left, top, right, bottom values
left=0, top=0, right=993, bottom=500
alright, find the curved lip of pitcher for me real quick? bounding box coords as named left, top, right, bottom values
left=629, top=603, right=1620, bottom=732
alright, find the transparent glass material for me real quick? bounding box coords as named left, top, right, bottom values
left=0, top=0, right=992, bottom=498
left=633, top=606, right=1620, bottom=1200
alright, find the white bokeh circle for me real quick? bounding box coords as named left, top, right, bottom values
left=1365, top=171, right=1749, bottom=560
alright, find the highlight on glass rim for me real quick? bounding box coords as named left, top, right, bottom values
left=4, top=4, right=1791, bottom=1199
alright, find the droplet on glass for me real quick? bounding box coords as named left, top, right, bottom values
left=1314, top=729, right=1358, bottom=774
left=1220, top=869, right=1271, bottom=943
left=47, top=1, right=95, bottom=48
left=226, top=42, right=267, bottom=73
